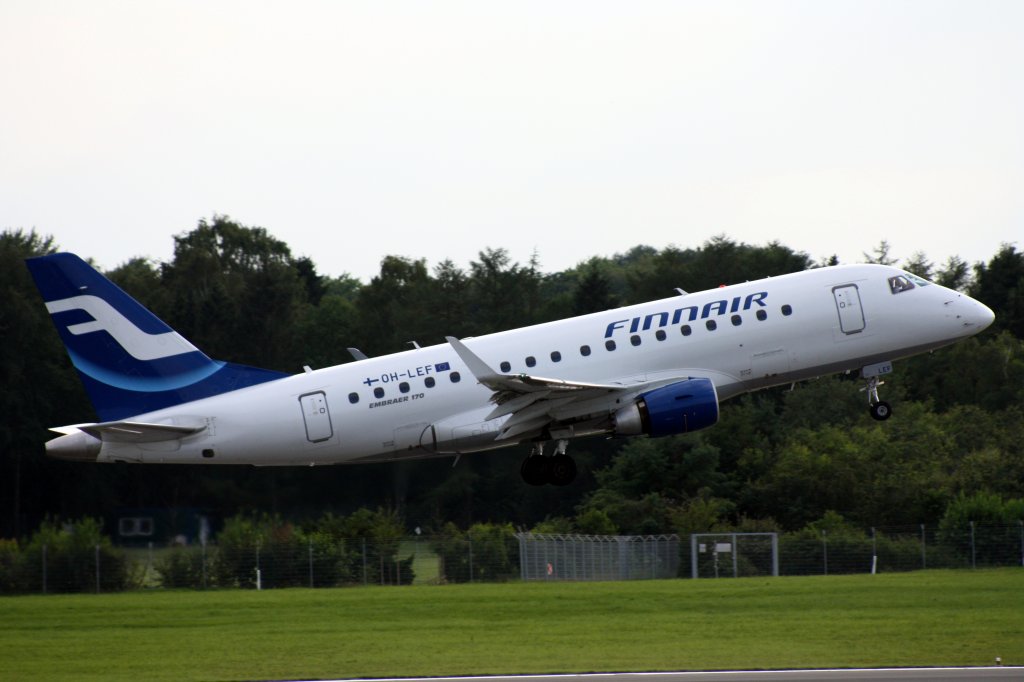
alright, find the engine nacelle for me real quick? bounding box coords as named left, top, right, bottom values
left=613, top=378, right=719, bottom=438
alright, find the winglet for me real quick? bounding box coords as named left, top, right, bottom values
left=446, top=336, right=504, bottom=386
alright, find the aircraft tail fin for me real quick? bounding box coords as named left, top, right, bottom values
left=25, top=253, right=288, bottom=421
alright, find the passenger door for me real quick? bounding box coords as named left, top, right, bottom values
left=832, top=284, right=865, bottom=334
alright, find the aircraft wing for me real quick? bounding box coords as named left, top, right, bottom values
left=52, top=421, right=207, bottom=443
left=447, top=336, right=682, bottom=442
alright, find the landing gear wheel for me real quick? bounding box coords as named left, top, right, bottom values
left=548, top=454, right=577, bottom=486
left=520, top=455, right=550, bottom=486
left=869, top=401, right=892, bottom=421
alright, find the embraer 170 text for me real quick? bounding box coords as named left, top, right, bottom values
left=27, top=254, right=994, bottom=486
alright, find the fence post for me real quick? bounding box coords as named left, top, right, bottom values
left=690, top=534, right=698, bottom=579
left=202, top=542, right=208, bottom=590
left=970, top=521, right=976, bottom=569
left=518, top=534, right=526, bottom=581
left=42, top=544, right=47, bottom=594
left=732, top=533, right=738, bottom=578
left=468, top=537, right=474, bottom=583
left=361, top=539, right=367, bottom=586
left=95, top=544, right=101, bottom=594
left=309, top=538, right=314, bottom=588
left=256, top=541, right=262, bottom=590
left=822, top=530, right=828, bottom=576
left=871, top=527, right=877, bottom=575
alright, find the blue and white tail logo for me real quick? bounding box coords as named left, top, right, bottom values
left=27, top=253, right=286, bottom=421
left=45, top=295, right=197, bottom=361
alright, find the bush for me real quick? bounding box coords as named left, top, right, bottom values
left=939, top=492, right=1024, bottom=566
left=0, top=538, right=21, bottom=592
left=18, top=518, right=131, bottom=593
left=431, top=522, right=471, bottom=583
left=155, top=546, right=208, bottom=589
left=211, top=510, right=411, bottom=588
left=467, top=522, right=519, bottom=582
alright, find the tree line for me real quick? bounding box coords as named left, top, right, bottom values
left=1, top=216, right=1022, bottom=544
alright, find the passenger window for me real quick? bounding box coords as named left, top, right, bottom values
left=450, top=371, right=461, bottom=383
left=525, top=356, right=536, bottom=368
left=399, top=382, right=410, bottom=393
left=681, top=325, right=692, bottom=336
left=630, top=335, right=641, bottom=347
left=605, top=339, right=617, bottom=351
left=782, top=304, right=793, bottom=316
left=731, top=315, right=742, bottom=326
left=655, top=330, right=667, bottom=341
left=425, top=377, right=435, bottom=388
left=756, top=310, right=767, bottom=321
left=373, top=387, right=385, bottom=399
left=580, top=345, right=591, bottom=357
left=348, top=392, right=359, bottom=404
left=706, top=320, right=717, bottom=331
left=500, top=361, right=511, bottom=372
left=550, top=351, right=562, bottom=362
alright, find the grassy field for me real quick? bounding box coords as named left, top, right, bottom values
left=1, top=569, right=1022, bottom=681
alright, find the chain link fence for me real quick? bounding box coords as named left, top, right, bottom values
left=2, top=523, right=1023, bottom=593
left=518, top=533, right=680, bottom=581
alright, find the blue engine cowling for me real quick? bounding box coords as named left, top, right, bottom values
left=613, top=378, right=719, bottom=437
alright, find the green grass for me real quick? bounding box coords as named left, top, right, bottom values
left=1, top=569, right=1022, bottom=681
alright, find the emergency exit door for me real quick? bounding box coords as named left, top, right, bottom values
left=832, top=284, right=865, bottom=334
left=299, top=391, right=333, bottom=442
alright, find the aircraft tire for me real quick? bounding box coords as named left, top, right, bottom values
left=869, top=401, right=893, bottom=421
left=521, top=455, right=550, bottom=486
left=549, top=454, right=577, bottom=486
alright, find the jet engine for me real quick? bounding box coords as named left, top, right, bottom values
left=613, top=378, right=719, bottom=437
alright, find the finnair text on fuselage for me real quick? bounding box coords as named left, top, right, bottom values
left=604, top=292, right=768, bottom=337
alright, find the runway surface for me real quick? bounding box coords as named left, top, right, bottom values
left=327, top=669, right=1024, bottom=682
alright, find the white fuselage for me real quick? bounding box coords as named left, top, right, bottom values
left=91, top=264, right=993, bottom=465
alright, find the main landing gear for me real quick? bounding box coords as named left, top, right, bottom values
left=521, top=440, right=577, bottom=487
left=864, top=375, right=892, bottom=422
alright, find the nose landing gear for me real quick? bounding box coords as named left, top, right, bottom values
left=859, top=361, right=894, bottom=422
left=863, top=374, right=892, bottom=421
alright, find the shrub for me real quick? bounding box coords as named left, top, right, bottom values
left=155, top=546, right=208, bottom=589
left=19, top=518, right=131, bottom=593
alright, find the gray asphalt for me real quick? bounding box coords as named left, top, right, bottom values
left=330, top=669, right=1024, bottom=682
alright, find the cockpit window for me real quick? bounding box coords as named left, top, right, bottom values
left=889, top=275, right=914, bottom=294
left=906, top=272, right=930, bottom=287
left=889, top=272, right=930, bottom=295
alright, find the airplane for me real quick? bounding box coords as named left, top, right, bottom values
left=26, top=253, right=995, bottom=486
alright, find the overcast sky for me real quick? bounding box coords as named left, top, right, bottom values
left=2, top=1, right=1021, bottom=282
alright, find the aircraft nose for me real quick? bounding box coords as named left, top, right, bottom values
left=974, top=299, right=996, bottom=331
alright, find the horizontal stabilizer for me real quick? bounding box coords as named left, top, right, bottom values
left=56, top=420, right=207, bottom=443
